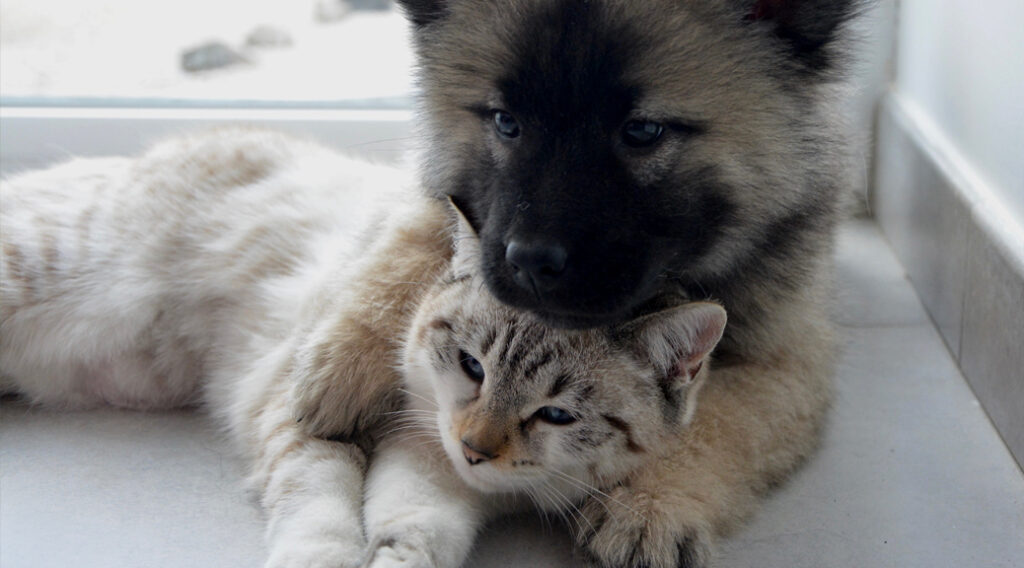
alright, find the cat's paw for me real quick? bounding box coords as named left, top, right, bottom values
left=264, top=538, right=364, bottom=568
left=361, top=536, right=433, bottom=568
left=575, top=485, right=712, bottom=568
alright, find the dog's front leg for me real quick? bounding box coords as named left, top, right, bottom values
left=290, top=199, right=452, bottom=440
left=575, top=330, right=835, bottom=568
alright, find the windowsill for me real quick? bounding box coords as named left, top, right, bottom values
left=0, top=104, right=415, bottom=175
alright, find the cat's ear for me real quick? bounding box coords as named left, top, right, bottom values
left=623, top=302, right=727, bottom=385
left=395, top=0, right=448, bottom=27
left=447, top=196, right=481, bottom=278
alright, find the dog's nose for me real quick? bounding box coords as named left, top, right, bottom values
left=505, top=240, right=568, bottom=292
left=461, top=439, right=495, bottom=466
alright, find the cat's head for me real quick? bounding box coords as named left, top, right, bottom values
left=400, top=203, right=726, bottom=496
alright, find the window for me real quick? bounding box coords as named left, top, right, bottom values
left=0, top=0, right=416, bottom=173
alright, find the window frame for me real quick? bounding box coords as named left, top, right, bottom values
left=0, top=104, right=415, bottom=175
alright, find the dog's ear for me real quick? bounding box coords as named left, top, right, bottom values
left=620, top=302, right=727, bottom=388
left=395, top=0, right=448, bottom=27
left=447, top=196, right=482, bottom=278
left=744, top=0, right=863, bottom=71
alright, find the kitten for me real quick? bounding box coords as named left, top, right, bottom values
left=362, top=211, right=726, bottom=566
left=0, top=128, right=725, bottom=567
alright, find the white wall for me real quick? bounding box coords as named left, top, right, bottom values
left=873, top=0, right=1024, bottom=467
left=845, top=0, right=898, bottom=208
left=895, top=0, right=1024, bottom=225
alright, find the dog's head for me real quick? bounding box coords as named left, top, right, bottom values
left=399, top=0, right=860, bottom=327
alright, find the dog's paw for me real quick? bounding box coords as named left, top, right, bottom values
left=361, top=536, right=434, bottom=568
left=289, top=349, right=400, bottom=441
left=291, top=371, right=359, bottom=440
left=575, top=485, right=712, bottom=568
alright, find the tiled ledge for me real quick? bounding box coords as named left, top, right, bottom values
left=873, top=93, right=1024, bottom=469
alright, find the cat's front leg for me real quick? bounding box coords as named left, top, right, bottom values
left=361, top=435, right=488, bottom=568
left=240, top=374, right=371, bottom=568
left=575, top=350, right=833, bottom=568
left=259, top=436, right=369, bottom=568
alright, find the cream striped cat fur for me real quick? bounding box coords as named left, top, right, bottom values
left=0, top=128, right=728, bottom=567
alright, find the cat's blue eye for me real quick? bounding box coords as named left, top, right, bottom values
left=459, top=350, right=485, bottom=382
left=535, top=406, right=576, bottom=425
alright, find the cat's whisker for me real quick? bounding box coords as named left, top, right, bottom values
left=401, top=438, right=444, bottom=451
left=540, top=478, right=592, bottom=535
left=382, top=412, right=434, bottom=424
left=383, top=419, right=434, bottom=429
left=390, top=431, right=444, bottom=448
left=379, top=415, right=441, bottom=440
left=535, top=480, right=572, bottom=534
left=546, top=469, right=611, bottom=501
left=525, top=481, right=558, bottom=534
left=518, top=483, right=549, bottom=531
left=536, top=482, right=572, bottom=526
left=382, top=422, right=434, bottom=434
left=396, top=388, right=439, bottom=408
left=547, top=469, right=647, bottom=522
left=382, top=410, right=438, bottom=422
left=383, top=408, right=437, bottom=415
left=381, top=416, right=437, bottom=431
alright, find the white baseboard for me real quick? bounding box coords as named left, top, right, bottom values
left=873, top=93, right=1024, bottom=468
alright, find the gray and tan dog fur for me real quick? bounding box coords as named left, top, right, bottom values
left=2, top=127, right=731, bottom=568
left=294, top=0, right=862, bottom=566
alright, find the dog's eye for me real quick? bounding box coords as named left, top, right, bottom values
left=459, top=350, right=486, bottom=382
left=622, top=120, right=664, bottom=148
left=493, top=111, right=521, bottom=139
left=534, top=406, right=576, bottom=425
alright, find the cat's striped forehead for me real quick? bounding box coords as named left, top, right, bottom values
left=425, top=271, right=608, bottom=393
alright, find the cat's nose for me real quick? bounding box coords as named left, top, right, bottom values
left=461, top=438, right=495, bottom=466
left=505, top=240, right=568, bottom=294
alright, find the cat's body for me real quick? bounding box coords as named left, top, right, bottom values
left=1, top=128, right=728, bottom=567
left=2, top=129, right=429, bottom=565
left=1, top=129, right=401, bottom=410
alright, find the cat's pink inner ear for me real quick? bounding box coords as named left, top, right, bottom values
left=626, top=301, right=727, bottom=384
left=675, top=303, right=727, bottom=381
left=685, top=360, right=704, bottom=382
